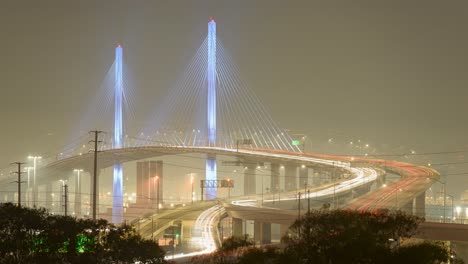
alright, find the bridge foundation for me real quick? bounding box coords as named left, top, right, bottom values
left=244, top=165, right=256, bottom=196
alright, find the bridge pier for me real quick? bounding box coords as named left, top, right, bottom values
left=254, top=222, right=271, bottom=245
left=74, top=171, right=82, bottom=217
left=136, top=160, right=163, bottom=208
left=232, top=217, right=244, bottom=237
left=299, top=165, right=308, bottom=189
left=376, top=173, right=386, bottom=187
left=280, top=223, right=290, bottom=238
left=45, top=182, right=52, bottom=211
left=244, top=165, right=256, bottom=196
left=401, top=200, right=413, bottom=214
left=285, top=166, right=297, bottom=192
left=415, top=192, right=425, bottom=217
left=270, top=164, right=280, bottom=193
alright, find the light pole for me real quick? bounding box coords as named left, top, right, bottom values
left=456, top=206, right=462, bottom=224
left=28, top=156, right=42, bottom=207
left=261, top=167, right=264, bottom=206
left=227, top=178, right=231, bottom=199
left=447, top=194, right=454, bottom=223
left=431, top=178, right=446, bottom=223
left=74, top=169, right=83, bottom=217
left=155, top=176, right=160, bottom=213
left=24, top=166, right=32, bottom=207
left=190, top=173, right=194, bottom=205
left=332, top=162, right=337, bottom=209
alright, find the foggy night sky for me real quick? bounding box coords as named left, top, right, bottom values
left=1, top=1, right=468, bottom=194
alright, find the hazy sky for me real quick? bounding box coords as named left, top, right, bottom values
left=1, top=1, right=468, bottom=193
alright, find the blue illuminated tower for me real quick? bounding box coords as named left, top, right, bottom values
left=113, top=44, right=124, bottom=223
left=206, top=18, right=217, bottom=199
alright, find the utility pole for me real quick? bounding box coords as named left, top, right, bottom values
left=307, top=189, right=310, bottom=214
left=443, top=183, right=446, bottom=223
left=298, top=191, right=301, bottom=219
left=11, top=162, right=26, bottom=207
left=89, top=130, right=103, bottom=220
left=63, top=183, right=68, bottom=216
left=298, top=191, right=301, bottom=237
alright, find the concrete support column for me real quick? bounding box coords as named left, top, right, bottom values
left=232, top=218, right=243, bottom=237
left=401, top=200, right=413, bottom=215
left=254, top=222, right=271, bottom=245
left=280, top=224, right=290, bottom=238
left=270, top=164, right=280, bottom=193
left=415, top=192, right=425, bottom=218
left=285, top=166, right=297, bottom=192
left=74, top=171, right=82, bottom=217
left=45, top=183, right=52, bottom=211
left=377, top=173, right=387, bottom=187
left=299, top=165, right=308, bottom=189
left=244, top=166, right=256, bottom=196
left=312, top=170, right=322, bottom=186
left=136, top=160, right=163, bottom=207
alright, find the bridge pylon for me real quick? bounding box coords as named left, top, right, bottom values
left=206, top=17, right=217, bottom=200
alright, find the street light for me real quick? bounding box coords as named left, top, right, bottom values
left=456, top=206, right=462, bottom=223
left=431, top=178, right=447, bottom=223
left=155, top=176, right=160, bottom=213
left=447, top=194, right=454, bottom=223
left=28, top=156, right=42, bottom=207
left=190, top=173, right=194, bottom=205
left=227, top=178, right=231, bottom=198
left=24, top=167, right=32, bottom=207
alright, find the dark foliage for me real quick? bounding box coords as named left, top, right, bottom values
left=191, top=209, right=456, bottom=264
left=219, top=235, right=254, bottom=252
left=282, top=209, right=451, bottom=264
left=0, top=202, right=166, bottom=264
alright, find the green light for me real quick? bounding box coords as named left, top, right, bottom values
left=292, top=140, right=300, bottom=146
left=76, top=234, right=94, bottom=253
left=176, top=233, right=180, bottom=238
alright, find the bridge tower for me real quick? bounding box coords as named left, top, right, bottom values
left=206, top=17, right=217, bottom=199
left=113, top=44, right=124, bottom=223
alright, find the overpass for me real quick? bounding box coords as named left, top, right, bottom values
left=0, top=17, right=447, bottom=259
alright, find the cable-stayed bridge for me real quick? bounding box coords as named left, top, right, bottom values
left=0, top=18, right=442, bottom=255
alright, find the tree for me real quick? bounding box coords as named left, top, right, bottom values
left=0, top=203, right=167, bottom=264
left=282, top=209, right=449, bottom=264
left=394, top=241, right=449, bottom=264
left=219, top=235, right=254, bottom=252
